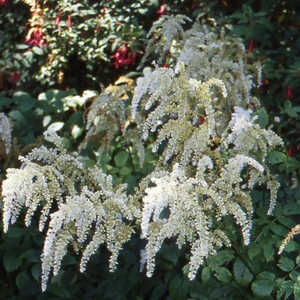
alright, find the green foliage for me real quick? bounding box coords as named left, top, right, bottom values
left=1, top=15, right=286, bottom=294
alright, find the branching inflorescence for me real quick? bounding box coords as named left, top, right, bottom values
left=2, top=16, right=283, bottom=290
left=2, top=131, right=139, bottom=291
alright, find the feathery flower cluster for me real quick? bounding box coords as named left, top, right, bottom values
left=2, top=131, right=138, bottom=291
left=131, top=18, right=282, bottom=279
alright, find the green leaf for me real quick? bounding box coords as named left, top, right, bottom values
left=208, top=249, right=234, bottom=267
left=233, top=259, right=253, bottom=286
left=289, top=270, right=300, bottom=281
left=277, top=257, right=295, bottom=272
left=248, top=244, right=261, bottom=260
left=114, top=151, right=129, bottom=167
left=268, top=151, right=287, bottom=165
left=8, top=110, right=26, bottom=124
left=169, top=276, right=189, bottom=300
left=257, top=271, right=276, bottom=281
left=257, top=107, right=269, bottom=128
left=0, top=96, right=13, bottom=108
left=6, top=227, right=26, bottom=238
left=31, top=264, right=41, bottom=282
left=3, top=252, right=22, bottom=272
left=262, top=241, right=274, bottom=262
left=251, top=279, right=274, bottom=297
left=16, top=271, right=32, bottom=291
left=201, top=266, right=211, bottom=283
left=20, top=249, right=40, bottom=263
left=283, top=203, right=300, bottom=216
left=16, top=44, right=29, bottom=50
left=294, top=283, right=300, bottom=299
left=47, top=121, right=64, bottom=132
left=276, top=280, right=293, bottom=300
left=214, top=267, right=232, bottom=283
left=32, top=46, right=44, bottom=55
left=277, top=216, right=296, bottom=228
left=270, top=223, right=288, bottom=237
left=150, top=284, right=166, bottom=300
left=119, top=166, right=132, bottom=176
left=284, top=240, right=299, bottom=253
left=160, top=244, right=180, bottom=266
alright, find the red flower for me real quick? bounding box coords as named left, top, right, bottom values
left=0, top=0, right=9, bottom=5
left=259, top=79, right=269, bottom=89
left=248, top=40, right=254, bottom=53
left=112, top=46, right=137, bottom=69
left=9, top=72, right=20, bottom=88
left=199, top=116, right=206, bottom=125
left=288, top=145, right=293, bottom=157
left=120, top=45, right=128, bottom=56
left=67, top=15, right=72, bottom=30
left=157, top=4, right=166, bottom=15
left=286, top=86, right=293, bottom=100
left=55, top=11, right=61, bottom=28
left=25, top=27, right=46, bottom=47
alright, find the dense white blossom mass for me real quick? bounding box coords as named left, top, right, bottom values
left=2, top=17, right=283, bottom=290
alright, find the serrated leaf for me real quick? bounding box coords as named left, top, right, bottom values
left=201, top=266, right=211, bottom=283
left=284, top=240, right=299, bottom=253
left=268, top=151, right=287, bottom=165
left=289, top=270, right=300, bottom=281
left=208, top=249, right=234, bottom=267
left=262, top=241, right=274, bottom=262
left=257, top=271, right=276, bottom=281
left=270, top=223, right=288, bottom=237
left=277, top=216, right=296, bottom=228
left=283, top=204, right=300, bottom=216
left=214, top=267, right=232, bottom=283
left=294, top=283, right=300, bottom=299
left=251, top=279, right=274, bottom=297
left=119, top=166, right=132, bottom=176
left=277, top=257, right=295, bottom=272
left=248, top=244, right=261, bottom=260
left=276, top=280, right=293, bottom=300
left=257, top=107, right=269, bottom=128
left=233, top=259, right=253, bottom=286
left=114, top=151, right=129, bottom=167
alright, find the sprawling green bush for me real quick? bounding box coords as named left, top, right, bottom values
left=2, top=16, right=295, bottom=298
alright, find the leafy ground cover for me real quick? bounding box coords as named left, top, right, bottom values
left=0, top=1, right=299, bottom=299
